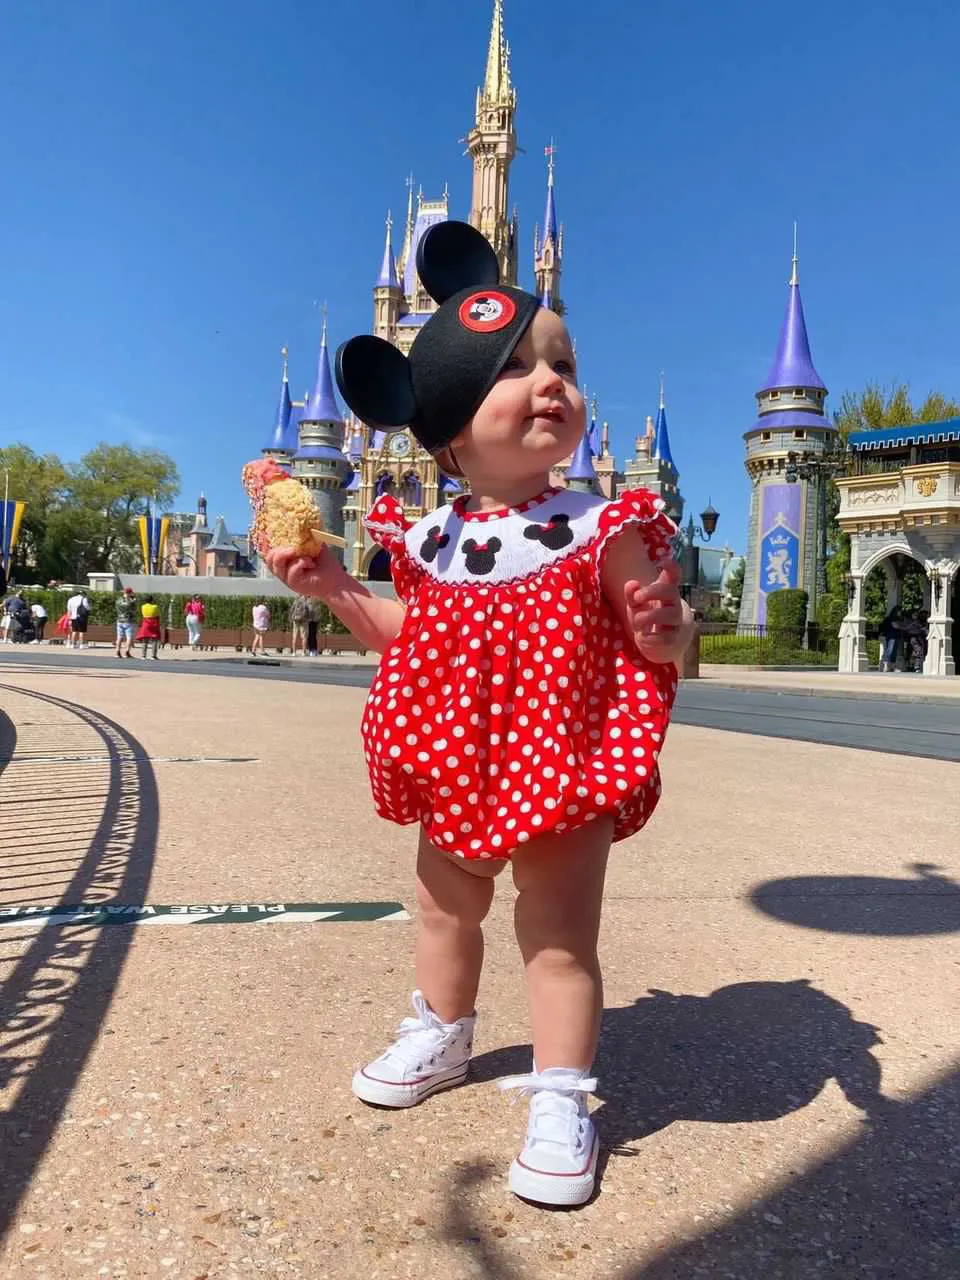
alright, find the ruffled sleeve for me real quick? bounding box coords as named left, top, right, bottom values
left=592, top=487, right=678, bottom=581
left=364, top=493, right=411, bottom=553
left=363, top=493, right=419, bottom=604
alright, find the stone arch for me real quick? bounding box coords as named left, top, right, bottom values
left=363, top=547, right=391, bottom=582
left=401, top=471, right=422, bottom=508
left=857, top=543, right=931, bottom=615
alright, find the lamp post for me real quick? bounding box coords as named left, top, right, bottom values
left=679, top=502, right=720, bottom=605
left=784, top=445, right=850, bottom=606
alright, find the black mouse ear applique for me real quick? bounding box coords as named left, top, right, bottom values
left=335, top=335, right=417, bottom=429
left=416, top=220, right=500, bottom=305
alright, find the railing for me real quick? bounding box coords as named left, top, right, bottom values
left=699, top=622, right=841, bottom=666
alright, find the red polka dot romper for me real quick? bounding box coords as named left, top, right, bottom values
left=361, top=485, right=679, bottom=860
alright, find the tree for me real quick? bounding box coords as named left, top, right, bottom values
left=0, top=445, right=69, bottom=582
left=724, top=560, right=744, bottom=614
left=1, top=442, right=180, bottom=581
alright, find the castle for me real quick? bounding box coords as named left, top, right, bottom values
left=255, top=0, right=693, bottom=585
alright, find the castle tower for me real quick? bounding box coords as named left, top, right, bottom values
left=467, top=0, right=518, bottom=284
left=262, top=347, right=295, bottom=464
left=373, top=211, right=401, bottom=343
left=622, top=377, right=684, bottom=523
left=534, top=146, right=563, bottom=313
left=738, top=237, right=835, bottom=626
left=293, top=314, right=353, bottom=558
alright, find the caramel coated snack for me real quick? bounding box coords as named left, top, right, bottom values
left=242, top=458, right=346, bottom=556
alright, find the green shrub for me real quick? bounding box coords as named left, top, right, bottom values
left=766, top=589, right=809, bottom=634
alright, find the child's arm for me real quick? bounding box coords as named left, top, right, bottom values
left=600, top=527, right=695, bottom=667
left=266, top=548, right=405, bottom=654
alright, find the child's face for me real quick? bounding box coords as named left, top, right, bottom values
left=450, top=307, right=585, bottom=482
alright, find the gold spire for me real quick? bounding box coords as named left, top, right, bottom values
left=482, top=0, right=513, bottom=106
left=398, top=173, right=416, bottom=279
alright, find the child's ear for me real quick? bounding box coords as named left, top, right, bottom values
left=416, top=221, right=499, bottom=305
left=335, top=336, right=416, bottom=428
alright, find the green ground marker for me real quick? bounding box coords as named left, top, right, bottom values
left=0, top=902, right=409, bottom=927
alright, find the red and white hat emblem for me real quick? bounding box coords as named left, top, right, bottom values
left=458, top=290, right=517, bottom=333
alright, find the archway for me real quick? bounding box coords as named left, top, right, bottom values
left=861, top=549, right=930, bottom=673
left=366, top=549, right=391, bottom=582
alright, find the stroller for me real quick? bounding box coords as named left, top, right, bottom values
left=9, top=610, right=36, bottom=643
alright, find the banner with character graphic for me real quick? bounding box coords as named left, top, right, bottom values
left=757, top=483, right=801, bottom=625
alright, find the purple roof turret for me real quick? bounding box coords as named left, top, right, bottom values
left=303, top=313, right=341, bottom=424
left=760, top=240, right=826, bottom=394
left=565, top=429, right=597, bottom=491
left=376, top=211, right=399, bottom=289
left=264, top=347, right=294, bottom=454
left=652, top=375, right=676, bottom=471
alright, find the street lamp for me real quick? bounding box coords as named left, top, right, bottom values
left=679, top=502, right=720, bottom=604
left=784, top=444, right=850, bottom=603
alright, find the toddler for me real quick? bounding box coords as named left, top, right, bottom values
left=267, top=221, right=693, bottom=1206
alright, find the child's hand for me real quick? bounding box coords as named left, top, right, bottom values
left=265, top=546, right=344, bottom=600
left=623, top=559, right=690, bottom=663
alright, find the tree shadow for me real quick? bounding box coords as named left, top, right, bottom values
left=627, top=1060, right=960, bottom=1279
left=471, top=979, right=892, bottom=1154
left=0, top=684, right=158, bottom=1238
left=750, top=862, right=960, bottom=936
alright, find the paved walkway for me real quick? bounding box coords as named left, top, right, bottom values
left=0, top=666, right=956, bottom=1276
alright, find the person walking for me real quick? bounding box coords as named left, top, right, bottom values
left=879, top=605, right=903, bottom=672
left=136, top=595, right=162, bottom=660
left=30, top=599, right=48, bottom=642
left=66, top=589, right=91, bottom=650
left=251, top=599, right=270, bottom=655
left=184, top=595, right=205, bottom=650
left=307, top=598, right=323, bottom=656
left=115, top=587, right=136, bottom=658
left=290, top=595, right=310, bottom=655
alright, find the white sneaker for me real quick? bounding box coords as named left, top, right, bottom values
left=500, top=1068, right=599, bottom=1206
left=351, top=990, right=475, bottom=1108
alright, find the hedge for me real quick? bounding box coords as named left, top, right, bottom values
left=15, top=589, right=349, bottom=633
left=766, top=589, right=809, bottom=634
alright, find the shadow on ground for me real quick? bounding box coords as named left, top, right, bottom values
left=0, top=685, right=158, bottom=1238
left=453, top=979, right=957, bottom=1277
left=751, top=862, right=960, bottom=935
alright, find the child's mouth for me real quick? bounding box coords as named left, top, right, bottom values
left=530, top=406, right=566, bottom=424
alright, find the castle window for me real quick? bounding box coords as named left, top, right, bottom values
left=794, top=389, right=804, bottom=397
left=761, top=431, right=772, bottom=442
left=794, top=430, right=806, bottom=440
left=769, top=391, right=780, bottom=401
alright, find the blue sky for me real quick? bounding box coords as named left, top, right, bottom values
left=2, top=0, right=959, bottom=550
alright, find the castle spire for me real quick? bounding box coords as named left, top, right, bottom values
left=482, top=0, right=513, bottom=106
left=534, top=143, right=563, bottom=311
left=565, top=428, right=598, bottom=492
left=263, top=345, right=294, bottom=455
left=468, top=0, right=518, bottom=284
left=652, top=371, right=676, bottom=469
left=304, top=311, right=341, bottom=424
left=760, top=232, right=826, bottom=393
left=376, top=210, right=399, bottom=288
left=397, top=173, right=416, bottom=280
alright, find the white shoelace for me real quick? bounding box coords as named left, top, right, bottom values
left=499, top=1071, right=597, bottom=1153
left=382, top=991, right=461, bottom=1072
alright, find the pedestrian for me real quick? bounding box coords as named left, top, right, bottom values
left=115, top=586, right=136, bottom=658
left=1, top=588, right=19, bottom=643
left=879, top=605, right=902, bottom=672
left=8, top=592, right=32, bottom=642
left=290, top=594, right=310, bottom=655
left=30, top=599, right=47, bottom=642
left=307, top=598, right=323, bottom=656
left=136, top=595, right=161, bottom=660
left=184, top=595, right=205, bottom=650
left=251, top=598, right=270, bottom=655
left=66, top=588, right=91, bottom=650
left=266, top=222, right=692, bottom=1207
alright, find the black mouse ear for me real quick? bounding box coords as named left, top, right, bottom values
left=416, top=220, right=500, bottom=305
left=487, top=537, right=502, bottom=551
left=335, top=336, right=417, bottom=429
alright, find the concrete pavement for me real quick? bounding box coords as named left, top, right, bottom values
left=0, top=666, right=957, bottom=1278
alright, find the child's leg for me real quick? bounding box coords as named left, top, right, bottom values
left=511, top=818, right=613, bottom=1071
left=415, top=829, right=506, bottom=1023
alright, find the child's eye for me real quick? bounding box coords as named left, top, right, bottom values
left=555, top=360, right=575, bottom=376
left=500, top=356, right=525, bottom=373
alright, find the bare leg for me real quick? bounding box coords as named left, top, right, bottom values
left=512, top=817, right=612, bottom=1071
left=415, top=830, right=507, bottom=1023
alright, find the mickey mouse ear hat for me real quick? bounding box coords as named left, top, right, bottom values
left=335, top=221, right=541, bottom=456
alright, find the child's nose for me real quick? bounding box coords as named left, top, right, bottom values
left=534, top=362, right=564, bottom=393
